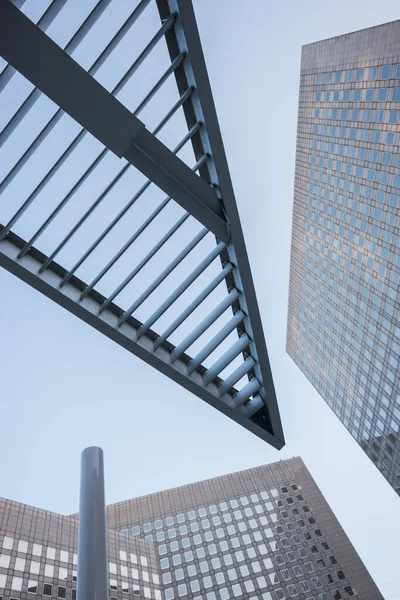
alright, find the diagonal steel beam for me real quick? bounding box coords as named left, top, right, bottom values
left=0, top=228, right=284, bottom=450
left=0, top=0, right=230, bottom=243
left=157, top=0, right=284, bottom=443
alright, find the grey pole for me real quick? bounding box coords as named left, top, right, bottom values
left=77, top=447, right=108, bottom=600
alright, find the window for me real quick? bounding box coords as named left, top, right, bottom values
left=58, top=587, right=67, bottom=599
left=0, top=555, right=10, bottom=568
left=393, top=87, right=400, bottom=101
left=382, top=65, right=392, bottom=79
left=232, top=584, right=242, bottom=597
left=33, top=543, right=42, bottom=556
left=18, top=540, right=28, bottom=553
left=333, top=591, right=342, bottom=600
left=27, top=580, right=38, bottom=594
left=378, top=88, right=388, bottom=101
left=317, top=559, right=326, bottom=568
left=132, top=526, right=140, bottom=535
left=2, top=537, right=13, bottom=550
left=312, top=577, right=322, bottom=589
left=344, top=587, right=354, bottom=596
left=300, top=581, right=310, bottom=592
left=337, top=570, right=345, bottom=580
left=386, top=131, right=395, bottom=144
left=43, top=584, right=53, bottom=597
left=167, top=528, right=176, bottom=539
left=329, top=555, right=338, bottom=565
left=321, top=542, right=330, bottom=550
left=45, top=565, right=54, bottom=577
left=325, top=574, right=334, bottom=584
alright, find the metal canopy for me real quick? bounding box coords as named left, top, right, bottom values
left=0, top=0, right=284, bottom=448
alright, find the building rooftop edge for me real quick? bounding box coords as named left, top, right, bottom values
left=104, top=456, right=304, bottom=513
left=302, top=18, right=400, bottom=50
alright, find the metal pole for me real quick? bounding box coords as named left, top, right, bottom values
left=77, top=447, right=108, bottom=600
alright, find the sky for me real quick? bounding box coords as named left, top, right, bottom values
left=0, top=0, right=400, bottom=598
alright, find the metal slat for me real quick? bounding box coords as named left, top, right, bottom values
left=38, top=111, right=199, bottom=276
left=0, top=0, right=284, bottom=447
left=0, top=234, right=283, bottom=449
left=137, top=241, right=226, bottom=340
left=0, top=0, right=116, bottom=147
left=157, top=0, right=284, bottom=442
left=187, top=310, right=245, bottom=375
left=131, top=52, right=184, bottom=116
left=99, top=213, right=190, bottom=314
left=203, top=334, right=250, bottom=386
left=239, top=395, right=264, bottom=417
left=170, top=289, right=239, bottom=363
left=80, top=151, right=206, bottom=302
left=0, top=0, right=68, bottom=94
left=232, top=378, right=261, bottom=408
left=118, top=227, right=209, bottom=326
left=153, top=264, right=233, bottom=352
left=218, top=357, right=256, bottom=396
left=0, top=2, right=229, bottom=242
left=17, top=58, right=187, bottom=259
left=0, top=12, right=175, bottom=201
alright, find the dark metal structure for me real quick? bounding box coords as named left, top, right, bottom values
left=0, top=0, right=284, bottom=449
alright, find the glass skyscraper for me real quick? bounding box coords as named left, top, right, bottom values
left=107, top=457, right=381, bottom=599
left=0, top=458, right=382, bottom=599
left=287, top=20, right=400, bottom=495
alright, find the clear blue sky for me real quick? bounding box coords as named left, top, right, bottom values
left=0, top=1, right=399, bottom=598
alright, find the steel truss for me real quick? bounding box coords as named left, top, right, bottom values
left=0, top=0, right=284, bottom=448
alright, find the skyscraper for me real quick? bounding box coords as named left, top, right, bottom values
left=287, top=20, right=400, bottom=495
left=108, top=457, right=382, bottom=600
left=0, top=458, right=381, bottom=599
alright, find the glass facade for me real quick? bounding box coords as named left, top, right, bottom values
left=287, top=21, right=400, bottom=495
left=0, top=499, right=163, bottom=600
left=0, top=458, right=382, bottom=599
left=107, top=457, right=382, bottom=600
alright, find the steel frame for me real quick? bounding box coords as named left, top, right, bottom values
left=0, top=0, right=284, bottom=449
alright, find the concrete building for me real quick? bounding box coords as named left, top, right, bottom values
left=0, top=498, right=162, bottom=600
left=287, top=21, right=400, bottom=495
left=1, top=458, right=380, bottom=600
